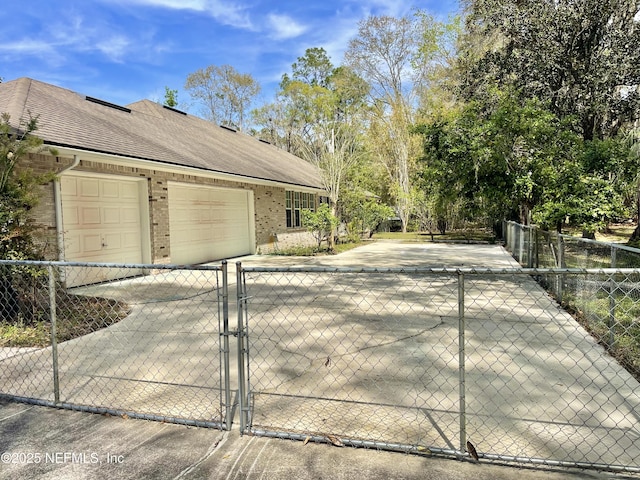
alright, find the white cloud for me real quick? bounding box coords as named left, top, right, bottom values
left=266, top=13, right=307, bottom=40
left=46, top=14, right=138, bottom=63
left=96, top=35, right=131, bottom=62
left=0, top=39, right=66, bottom=67
left=105, top=0, right=253, bottom=29
left=0, top=11, right=152, bottom=68
left=0, top=39, right=56, bottom=56
left=343, top=0, right=415, bottom=18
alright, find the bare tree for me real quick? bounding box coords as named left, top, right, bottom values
left=185, top=64, right=260, bottom=131
left=344, top=15, right=422, bottom=232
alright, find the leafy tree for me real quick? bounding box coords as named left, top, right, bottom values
left=459, top=0, right=640, bottom=142
left=163, top=86, right=178, bottom=107
left=620, top=127, right=640, bottom=243
left=1, top=112, right=56, bottom=258
left=341, top=189, right=394, bottom=237
left=415, top=88, right=629, bottom=234
left=185, top=64, right=261, bottom=131
left=286, top=47, right=334, bottom=88
left=1, top=112, right=56, bottom=321
left=421, top=0, right=640, bottom=236
left=301, top=203, right=339, bottom=250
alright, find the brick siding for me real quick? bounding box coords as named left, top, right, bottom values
left=23, top=153, right=316, bottom=262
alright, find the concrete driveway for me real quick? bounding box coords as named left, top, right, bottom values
left=1, top=240, right=639, bottom=478
left=236, top=242, right=640, bottom=470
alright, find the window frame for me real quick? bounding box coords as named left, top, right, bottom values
left=286, top=191, right=317, bottom=228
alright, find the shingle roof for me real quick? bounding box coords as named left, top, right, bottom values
left=0, top=77, right=323, bottom=189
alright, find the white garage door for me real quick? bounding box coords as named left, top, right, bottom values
left=61, top=174, right=145, bottom=286
left=168, top=182, right=254, bottom=265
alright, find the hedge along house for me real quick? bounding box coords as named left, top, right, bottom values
left=0, top=78, right=325, bottom=285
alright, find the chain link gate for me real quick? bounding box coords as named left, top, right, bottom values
left=0, top=260, right=231, bottom=429
left=236, top=264, right=640, bottom=475
left=3, top=257, right=640, bottom=474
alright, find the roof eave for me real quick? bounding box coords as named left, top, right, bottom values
left=50, top=144, right=325, bottom=193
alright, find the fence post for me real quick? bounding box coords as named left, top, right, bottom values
left=508, top=221, right=515, bottom=254
left=607, top=248, right=617, bottom=350
left=458, top=271, right=466, bottom=454
left=48, top=265, right=60, bottom=404
left=518, top=225, right=525, bottom=265
left=557, top=235, right=565, bottom=303
left=530, top=226, right=538, bottom=268
left=221, top=261, right=231, bottom=430
left=531, top=226, right=540, bottom=268
left=236, top=262, right=248, bottom=433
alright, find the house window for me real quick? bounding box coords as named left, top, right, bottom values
left=286, top=191, right=316, bottom=228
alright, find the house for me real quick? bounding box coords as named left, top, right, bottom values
left=0, top=78, right=324, bottom=284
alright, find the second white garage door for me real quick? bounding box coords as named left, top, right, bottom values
left=168, top=182, right=254, bottom=265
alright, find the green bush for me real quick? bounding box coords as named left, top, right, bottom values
left=301, top=204, right=339, bottom=249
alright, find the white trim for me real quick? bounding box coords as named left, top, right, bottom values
left=51, top=146, right=324, bottom=194
left=247, top=189, right=256, bottom=254
left=54, top=154, right=80, bottom=261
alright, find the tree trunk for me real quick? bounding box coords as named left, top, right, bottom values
left=631, top=185, right=640, bottom=245
left=0, top=275, right=21, bottom=322
left=629, top=224, right=640, bottom=245
left=556, top=221, right=562, bottom=234
left=328, top=202, right=338, bottom=252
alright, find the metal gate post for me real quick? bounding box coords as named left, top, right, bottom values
left=557, top=235, right=565, bottom=303
left=236, top=262, right=249, bottom=432
left=48, top=265, right=60, bottom=404
left=458, top=271, right=466, bottom=454
left=221, top=260, right=231, bottom=430
left=607, top=249, right=617, bottom=350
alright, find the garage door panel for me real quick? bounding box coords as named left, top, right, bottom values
left=64, top=206, right=80, bottom=226
left=120, top=182, right=139, bottom=199
left=102, top=233, right=121, bottom=249
left=82, top=234, right=103, bottom=252
left=101, top=181, right=119, bottom=198
left=80, top=179, right=100, bottom=197
left=82, top=207, right=102, bottom=224
left=65, top=233, right=81, bottom=255
left=123, top=232, right=141, bottom=248
left=102, top=206, right=121, bottom=224
left=61, top=177, right=77, bottom=196
left=121, top=207, right=140, bottom=224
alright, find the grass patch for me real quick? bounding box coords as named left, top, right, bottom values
left=268, top=240, right=365, bottom=256
left=555, top=288, right=640, bottom=382
left=373, top=229, right=497, bottom=243
left=563, top=223, right=636, bottom=244
left=0, top=295, right=130, bottom=348
left=0, top=322, right=49, bottom=347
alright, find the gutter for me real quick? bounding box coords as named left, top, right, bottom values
left=52, top=145, right=325, bottom=193
left=54, top=155, right=80, bottom=260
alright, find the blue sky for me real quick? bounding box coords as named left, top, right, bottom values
left=0, top=0, right=460, bottom=115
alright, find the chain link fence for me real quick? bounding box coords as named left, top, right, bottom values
left=0, top=260, right=228, bottom=429
left=505, top=221, right=640, bottom=382
left=237, top=264, right=640, bottom=474
left=504, top=220, right=640, bottom=270
left=2, top=255, right=640, bottom=474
